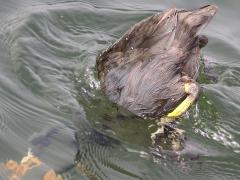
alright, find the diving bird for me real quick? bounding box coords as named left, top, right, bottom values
left=96, top=5, right=217, bottom=121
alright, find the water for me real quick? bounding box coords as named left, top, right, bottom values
left=0, top=0, right=239, bottom=179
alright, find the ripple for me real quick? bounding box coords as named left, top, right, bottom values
left=186, top=85, right=240, bottom=153
left=0, top=0, right=240, bottom=179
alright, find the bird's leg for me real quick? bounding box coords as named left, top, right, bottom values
left=166, top=77, right=199, bottom=135
left=153, top=77, right=199, bottom=131
left=167, top=78, right=200, bottom=118
left=151, top=78, right=199, bottom=149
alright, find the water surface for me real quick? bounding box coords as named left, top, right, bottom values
left=0, top=0, right=240, bottom=179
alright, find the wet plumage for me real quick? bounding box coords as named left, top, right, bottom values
left=96, top=5, right=217, bottom=118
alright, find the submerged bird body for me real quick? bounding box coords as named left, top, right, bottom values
left=97, top=5, right=217, bottom=118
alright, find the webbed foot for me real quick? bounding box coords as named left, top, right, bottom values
left=151, top=123, right=185, bottom=150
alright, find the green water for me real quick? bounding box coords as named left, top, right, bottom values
left=0, top=0, right=239, bottom=179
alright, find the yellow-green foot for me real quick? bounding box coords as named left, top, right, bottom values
left=151, top=79, right=199, bottom=150
left=167, top=81, right=200, bottom=118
